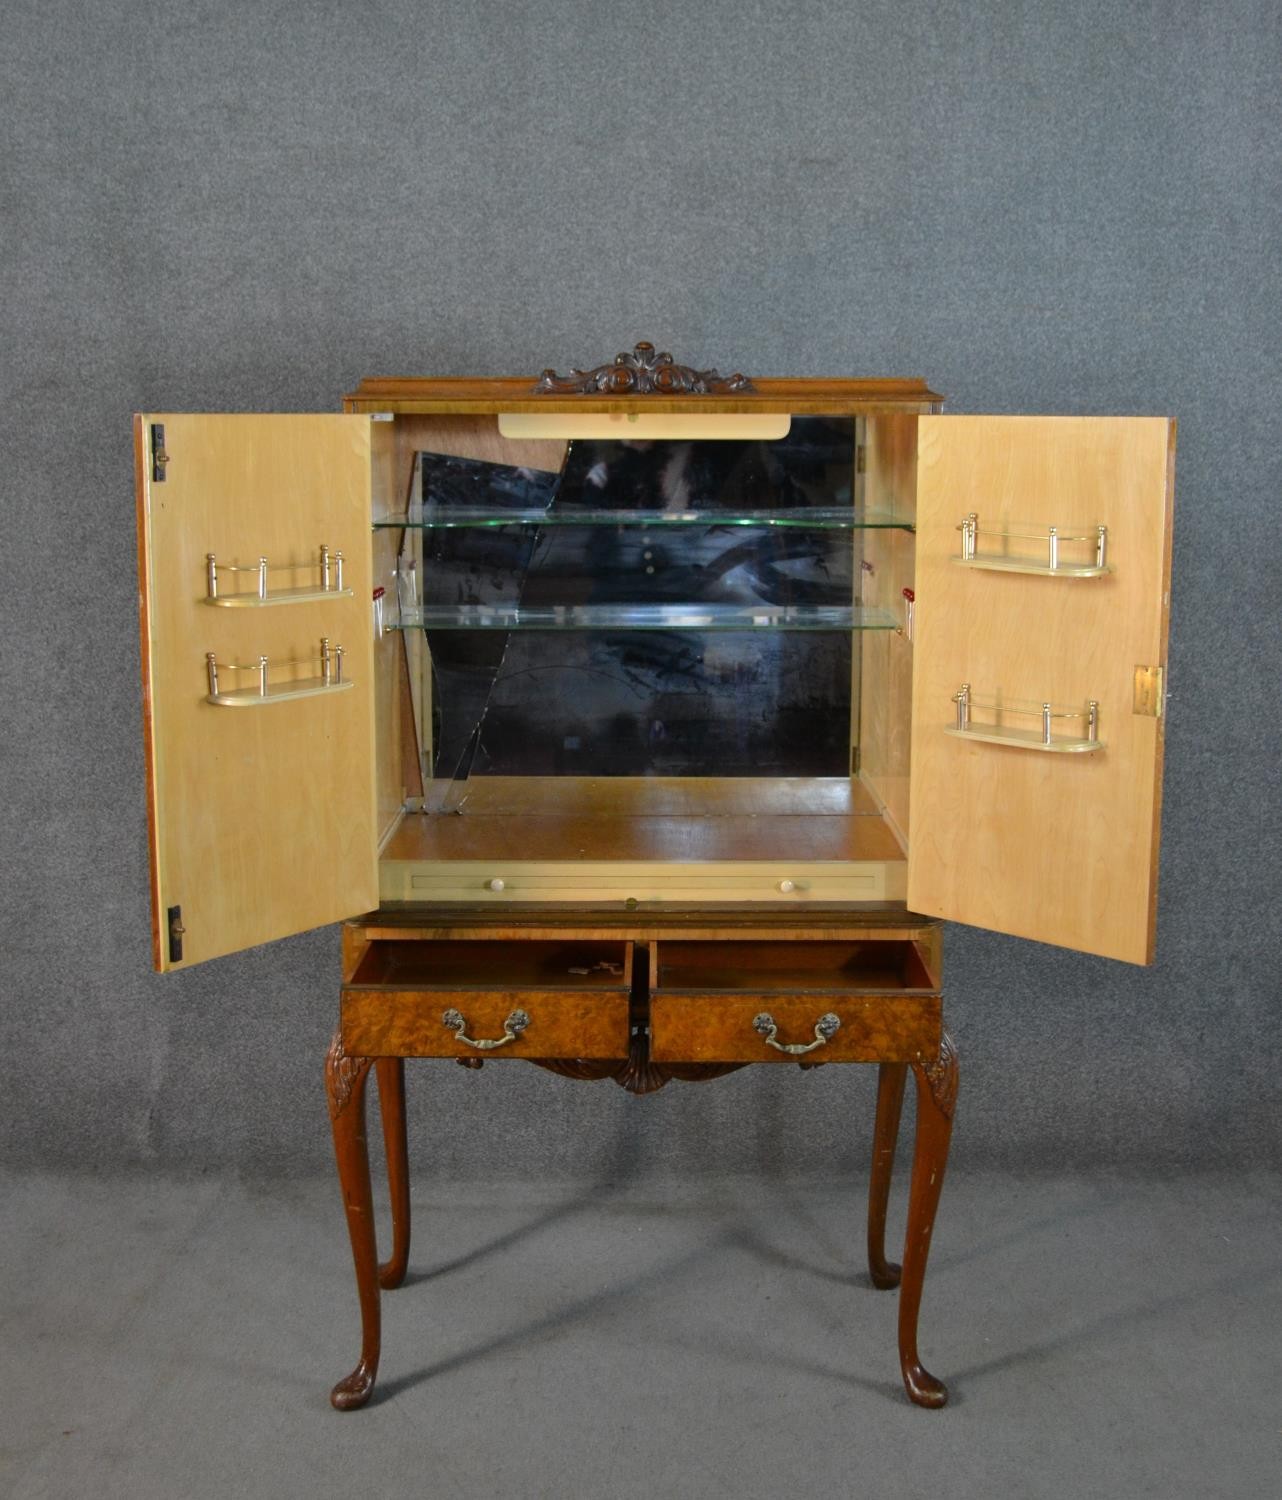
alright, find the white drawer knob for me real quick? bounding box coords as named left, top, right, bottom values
left=778, top=879, right=796, bottom=894
left=485, top=877, right=506, bottom=892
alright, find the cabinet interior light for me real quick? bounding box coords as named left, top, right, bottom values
left=498, top=413, right=792, bottom=441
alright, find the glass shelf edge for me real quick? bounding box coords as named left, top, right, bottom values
left=391, top=605, right=900, bottom=632
left=372, top=508, right=913, bottom=532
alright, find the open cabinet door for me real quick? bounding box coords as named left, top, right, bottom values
left=136, top=414, right=382, bottom=971
left=908, top=416, right=1174, bottom=964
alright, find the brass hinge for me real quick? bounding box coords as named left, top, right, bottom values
left=855, top=445, right=867, bottom=474
left=1133, top=665, right=1165, bottom=718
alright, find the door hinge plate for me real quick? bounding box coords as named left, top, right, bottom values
left=1133, top=665, right=1165, bottom=718
left=151, top=423, right=169, bottom=482
left=167, top=904, right=185, bottom=963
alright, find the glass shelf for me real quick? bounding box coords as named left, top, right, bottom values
left=373, top=506, right=912, bottom=532
left=394, top=603, right=899, bottom=632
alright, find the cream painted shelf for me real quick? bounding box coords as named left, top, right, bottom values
left=950, top=556, right=1110, bottom=579
left=206, top=677, right=355, bottom=708
left=943, top=724, right=1105, bottom=753
left=204, top=585, right=354, bottom=607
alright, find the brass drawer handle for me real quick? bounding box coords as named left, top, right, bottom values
left=752, top=1011, right=841, bottom=1055
left=441, top=1007, right=531, bottom=1050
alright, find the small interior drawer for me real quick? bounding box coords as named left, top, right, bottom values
left=649, top=939, right=940, bottom=1065
left=653, top=939, right=938, bottom=994
left=342, top=940, right=632, bottom=1060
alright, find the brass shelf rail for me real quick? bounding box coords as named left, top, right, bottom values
left=952, top=514, right=1110, bottom=577
left=205, top=637, right=351, bottom=707
left=944, top=684, right=1105, bottom=753
left=204, top=545, right=352, bottom=606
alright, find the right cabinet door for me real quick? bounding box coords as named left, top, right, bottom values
left=908, top=416, right=1174, bottom=964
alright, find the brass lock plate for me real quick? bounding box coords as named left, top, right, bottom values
left=1133, top=665, right=1165, bottom=718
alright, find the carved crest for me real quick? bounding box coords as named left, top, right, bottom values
left=534, top=340, right=755, bottom=396
left=525, top=1053, right=747, bottom=1093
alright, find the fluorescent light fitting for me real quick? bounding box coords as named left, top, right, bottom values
left=498, top=413, right=792, bottom=441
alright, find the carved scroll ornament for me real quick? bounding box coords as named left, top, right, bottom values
left=325, top=1028, right=371, bottom=1121
left=921, top=1030, right=959, bottom=1121
left=534, top=340, right=754, bottom=396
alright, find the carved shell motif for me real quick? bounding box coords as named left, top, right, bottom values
left=534, top=340, right=754, bottom=396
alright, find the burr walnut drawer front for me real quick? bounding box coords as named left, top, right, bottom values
left=341, top=941, right=632, bottom=1060
left=649, top=940, right=941, bottom=1065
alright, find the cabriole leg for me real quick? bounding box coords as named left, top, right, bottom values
left=867, top=1061, right=908, bottom=1289
left=899, top=1030, right=959, bottom=1409
left=326, top=1027, right=380, bottom=1411
left=375, top=1056, right=411, bottom=1290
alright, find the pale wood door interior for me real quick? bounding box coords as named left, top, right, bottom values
left=136, top=414, right=381, bottom=971
left=908, top=415, right=1174, bottom=964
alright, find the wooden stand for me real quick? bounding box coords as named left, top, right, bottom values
left=325, top=910, right=957, bottom=1410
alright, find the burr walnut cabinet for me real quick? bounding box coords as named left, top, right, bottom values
left=133, top=343, right=1174, bottom=1409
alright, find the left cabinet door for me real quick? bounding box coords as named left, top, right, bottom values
left=135, top=414, right=382, bottom=971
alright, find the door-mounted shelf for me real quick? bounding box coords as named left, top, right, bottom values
left=205, top=637, right=352, bottom=707
left=945, top=684, right=1105, bottom=753
left=952, top=514, right=1110, bottom=577
left=204, top=545, right=352, bottom=606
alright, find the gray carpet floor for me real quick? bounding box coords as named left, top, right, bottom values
left=1, top=1169, right=1278, bottom=1499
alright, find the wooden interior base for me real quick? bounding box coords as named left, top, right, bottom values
left=386, top=776, right=899, bottom=861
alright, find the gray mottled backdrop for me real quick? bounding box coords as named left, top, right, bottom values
left=2, top=0, right=1278, bottom=1176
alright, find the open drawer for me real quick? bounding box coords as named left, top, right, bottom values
left=649, top=940, right=941, bottom=1065
left=341, top=940, right=632, bottom=1060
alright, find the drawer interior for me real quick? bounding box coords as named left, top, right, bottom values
left=349, top=939, right=632, bottom=990
left=653, top=939, right=935, bottom=993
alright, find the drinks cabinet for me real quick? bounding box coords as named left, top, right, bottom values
left=133, top=342, right=1174, bottom=1408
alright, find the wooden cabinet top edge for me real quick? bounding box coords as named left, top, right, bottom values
left=341, top=375, right=944, bottom=414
